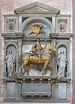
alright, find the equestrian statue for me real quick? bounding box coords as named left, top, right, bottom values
left=18, top=37, right=56, bottom=76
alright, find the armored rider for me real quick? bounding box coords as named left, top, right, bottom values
left=31, top=37, right=43, bottom=63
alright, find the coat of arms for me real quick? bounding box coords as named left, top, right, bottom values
left=58, top=19, right=67, bottom=32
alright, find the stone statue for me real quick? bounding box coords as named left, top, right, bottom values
left=5, top=50, right=15, bottom=77
left=57, top=51, right=67, bottom=78
left=30, top=37, right=43, bottom=63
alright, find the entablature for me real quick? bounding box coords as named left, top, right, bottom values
left=50, top=33, right=72, bottom=38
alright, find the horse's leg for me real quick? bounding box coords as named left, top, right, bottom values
left=29, top=31, right=33, bottom=35
left=25, top=64, right=30, bottom=76
left=37, top=64, right=41, bottom=70
left=48, top=64, right=55, bottom=76
left=20, top=63, right=26, bottom=74
left=42, top=62, right=48, bottom=75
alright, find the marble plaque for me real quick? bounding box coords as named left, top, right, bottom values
left=58, top=83, right=66, bottom=99
left=22, top=83, right=51, bottom=93
left=6, top=82, right=15, bottom=98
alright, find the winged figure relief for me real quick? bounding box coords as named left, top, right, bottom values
left=28, top=24, right=45, bottom=36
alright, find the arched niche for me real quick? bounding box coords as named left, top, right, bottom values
left=5, top=44, right=17, bottom=77
left=57, top=44, right=67, bottom=57
left=20, top=17, right=55, bottom=37
left=6, top=44, right=16, bottom=57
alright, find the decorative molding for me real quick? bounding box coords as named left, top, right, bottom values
left=14, top=2, right=60, bottom=15
left=56, top=14, right=71, bottom=17
left=50, top=33, right=72, bottom=38
left=1, top=32, right=23, bottom=38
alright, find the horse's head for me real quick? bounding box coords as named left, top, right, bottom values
left=45, top=44, right=56, bottom=53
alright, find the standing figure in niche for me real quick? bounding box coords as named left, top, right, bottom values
left=5, top=50, right=15, bottom=77
left=30, top=37, right=43, bottom=63
left=57, top=51, right=67, bottom=78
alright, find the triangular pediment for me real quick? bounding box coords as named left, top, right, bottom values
left=14, top=2, right=60, bottom=15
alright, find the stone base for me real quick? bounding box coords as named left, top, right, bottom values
left=3, top=76, right=71, bottom=103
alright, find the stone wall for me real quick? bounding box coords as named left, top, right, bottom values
left=72, top=0, right=75, bottom=104
left=0, top=0, right=72, bottom=103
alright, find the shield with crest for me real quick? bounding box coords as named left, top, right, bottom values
left=58, top=19, right=67, bottom=32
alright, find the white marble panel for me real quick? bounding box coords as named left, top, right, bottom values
left=58, top=83, right=66, bottom=99
left=6, top=82, right=15, bottom=98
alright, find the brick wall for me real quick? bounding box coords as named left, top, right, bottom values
left=0, top=0, right=72, bottom=103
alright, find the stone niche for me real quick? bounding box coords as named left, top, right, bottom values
left=2, top=2, right=71, bottom=103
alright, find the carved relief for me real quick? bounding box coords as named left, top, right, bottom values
left=58, top=19, right=67, bottom=32
left=28, top=24, right=44, bottom=36
left=18, top=38, right=56, bottom=76
left=23, top=22, right=51, bottom=37
left=2, top=2, right=71, bottom=102
left=6, top=18, right=16, bottom=32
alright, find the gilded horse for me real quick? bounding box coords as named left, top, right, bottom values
left=18, top=44, right=56, bottom=76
